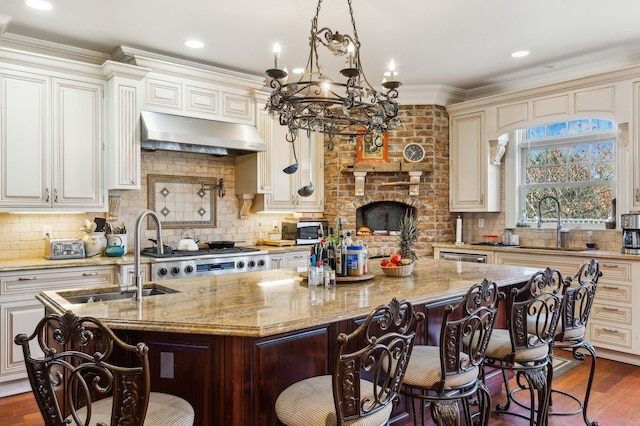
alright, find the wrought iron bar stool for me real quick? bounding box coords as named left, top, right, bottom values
left=483, top=267, right=569, bottom=426
left=400, top=278, right=504, bottom=426
left=15, top=310, right=195, bottom=426
left=275, top=297, right=424, bottom=426
left=513, top=259, right=602, bottom=425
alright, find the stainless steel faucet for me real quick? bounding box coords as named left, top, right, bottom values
left=121, top=209, right=164, bottom=301
left=537, top=195, right=567, bottom=248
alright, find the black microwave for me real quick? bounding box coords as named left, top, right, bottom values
left=282, top=221, right=326, bottom=245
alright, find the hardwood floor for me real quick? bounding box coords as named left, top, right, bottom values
left=1, top=355, right=638, bottom=425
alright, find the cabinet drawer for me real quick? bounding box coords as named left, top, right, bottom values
left=591, top=303, right=632, bottom=325
left=494, top=253, right=584, bottom=278
left=285, top=252, right=308, bottom=268
left=0, top=266, right=114, bottom=296
left=598, top=261, right=632, bottom=282
left=596, top=282, right=631, bottom=304
left=589, top=323, right=632, bottom=350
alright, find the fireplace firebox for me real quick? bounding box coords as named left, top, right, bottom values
left=356, top=202, right=415, bottom=233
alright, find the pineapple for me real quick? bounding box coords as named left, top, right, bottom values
left=397, top=211, right=418, bottom=261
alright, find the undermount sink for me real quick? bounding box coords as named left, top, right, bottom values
left=62, top=285, right=178, bottom=304
left=512, top=246, right=587, bottom=252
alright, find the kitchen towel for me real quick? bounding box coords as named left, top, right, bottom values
left=456, top=216, right=463, bottom=244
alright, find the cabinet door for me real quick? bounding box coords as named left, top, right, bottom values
left=633, top=82, right=640, bottom=210
left=450, top=111, right=500, bottom=212
left=267, top=122, right=298, bottom=209
left=107, top=76, right=141, bottom=189
left=0, top=300, right=45, bottom=383
left=119, top=263, right=150, bottom=287
left=268, top=255, right=284, bottom=269
left=267, top=127, right=325, bottom=212
left=52, top=78, right=105, bottom=209
left=0, top=69, right=51, bottom=207
left=295, top=132, right=325, bottom=212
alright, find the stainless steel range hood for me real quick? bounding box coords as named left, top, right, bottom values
left=140, top=111, right=265, bottom=155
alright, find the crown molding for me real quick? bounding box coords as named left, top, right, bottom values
left=398, top=84, right=467, bottom=106
left=113, top=46, right=266, bottom=90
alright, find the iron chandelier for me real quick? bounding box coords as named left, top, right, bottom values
left=265, top=0, right=402, bottom=151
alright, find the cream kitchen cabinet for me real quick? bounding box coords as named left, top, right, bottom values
left=118, top=262, right=150, bottom=287
left=236, top=105, right=325, bottom=213
left=0, top=265, right=115, bottom=396
left=449, top=111, right=500, bottom=212
left=0, top=68, right=105, bottom=211
left=588, top=260, right=640, bottom=362
left=633, top=82, right=640, bottom=210
left=143, top=77, right=254, bottom=125
left=105, top=62, right=149, bottom=190
left=493, top=251, right=640, bottom=364
left=269, top=250, right=310, bottom=271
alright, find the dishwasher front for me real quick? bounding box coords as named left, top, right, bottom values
left=438, top=251, right=488, bottom=263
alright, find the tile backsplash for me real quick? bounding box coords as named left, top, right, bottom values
left=0, top=150, right=288, bottom=261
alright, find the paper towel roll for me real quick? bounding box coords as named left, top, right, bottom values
left=456, top=216, right=463, bottom=244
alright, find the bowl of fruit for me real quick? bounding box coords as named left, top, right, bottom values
left=379, top=253, right=415, bottom=277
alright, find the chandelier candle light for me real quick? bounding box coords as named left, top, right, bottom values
left=265, top=0, right=402, bottom=151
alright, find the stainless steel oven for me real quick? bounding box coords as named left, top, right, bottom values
left=142, top=247, right=269, bottom=280
left=438, top=251, right=488, bottom=263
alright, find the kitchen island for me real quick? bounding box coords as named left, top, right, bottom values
left=38, top=258, right=539, bottom=426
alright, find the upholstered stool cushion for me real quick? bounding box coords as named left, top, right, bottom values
left=485, top=329, right=550, bottom=361
left=402, top=345, right=478, bottom=390
left=69, top=392, right=194, bottom=426
left=527, top=315, right=586, bottom=341
left=275, top=375, right=393, bottom=426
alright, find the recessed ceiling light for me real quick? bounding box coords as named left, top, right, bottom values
left=184, top=40, right=204, bottom=49
left=24, top=0, right=53, bottom=10
left=511, top=50, right=530, bottom=58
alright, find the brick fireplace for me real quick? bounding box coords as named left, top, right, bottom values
left=323, top=105, right=453, bottom=259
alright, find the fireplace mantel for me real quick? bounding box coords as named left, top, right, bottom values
left=341, top=163, right=433, bottom=196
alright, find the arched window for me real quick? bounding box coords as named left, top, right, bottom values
left=510, top=119, right=616, bottom=228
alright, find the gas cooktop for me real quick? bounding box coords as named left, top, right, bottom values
left=141, top=246, right=263, bottom=259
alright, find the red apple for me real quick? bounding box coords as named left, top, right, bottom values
left=390, top=253, right=402, bottom=265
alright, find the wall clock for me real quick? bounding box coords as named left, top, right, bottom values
left=403, top=143, right=425, bottom=162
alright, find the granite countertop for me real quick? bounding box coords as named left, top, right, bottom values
left=0, top=245, right=308, bottom=272
left=432, top=243, right=631, bottom=260
left=0, top=254, right=148, bottom=272
left=37, top=259, right=539, bottom=338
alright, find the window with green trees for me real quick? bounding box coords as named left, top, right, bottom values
left=519, top=119, right=615, bottom=225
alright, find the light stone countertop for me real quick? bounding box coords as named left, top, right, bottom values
left=432, top=243, right=630, bottom=260
left=0, top=246, right=307, bottom=272
left=37, top=259, right=539, bottom=338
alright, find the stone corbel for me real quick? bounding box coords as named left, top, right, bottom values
left=107, top=190, right=124, bottom=222
left=408, top=171, right=422, bottom=197
left=354, top=171, right=367, bottom=196
left=618, top=122, right=629, bottom=148
left=238, top=194, right=254, bottom=219
left=489, top=139, right=508, bottom=165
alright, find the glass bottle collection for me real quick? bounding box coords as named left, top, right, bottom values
left=307, top=221, right=369, bottom=286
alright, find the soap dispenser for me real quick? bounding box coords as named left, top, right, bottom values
left=586, top=231, right=596, bottom=249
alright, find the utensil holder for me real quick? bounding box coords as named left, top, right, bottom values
left=83, top=232, right=107, bottom=257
